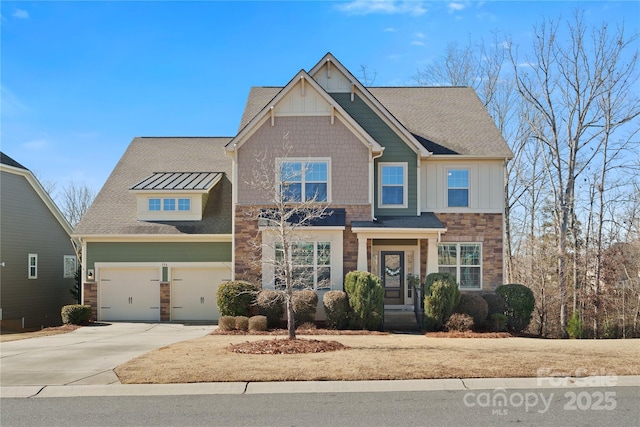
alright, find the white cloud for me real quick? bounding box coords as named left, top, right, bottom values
left=336, top=1, right=426, bottom=16
left=13, top=8, right=29, bottom=19
left=384, top=27, right=398, bottom=32
left=411, top=40, right=425, bottom=46
left=415, top=32, right=425, bottom=38
left=23, top=139, right=50, bottom=151
left=448, top=2, right=465, bottom=12
left=0, top=85, right=29, bottom=116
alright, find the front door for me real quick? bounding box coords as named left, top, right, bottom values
left=382, top=251, right=404, bottom=305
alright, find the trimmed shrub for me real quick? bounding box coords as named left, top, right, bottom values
left=490, top=313, right=508, bottom=332
left=296, top=322, right=317, bottom=331
left=61, top=304, right=91, bottom=325
left=344, top=271, right=384, bottom=330
left=456, top=293, right=489, bottom=328
left=248, top=315, right=268, bottom=332
left=445, top=313, right=474, bottom=332
left=216, top=281, right=259, bottom=317
left=495, top=284, right=535, bottom=333
left=323, top=290, right=350, bottom=329
left=423, top=274, right=460, bottom=331
left=481, top=292, right=506, bottom=319
left=218, top=315, right=236, bottom=331
left=235, top=316, right=249, bottom=331
left=291, top=290, right=318, bottom=327
left=256, top=290, right=285, bottom=328
left=567, top=310, right=584, bottom=339
left=424, top=272, right=457, bottom=294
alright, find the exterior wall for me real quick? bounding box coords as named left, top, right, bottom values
left=0, top=171, right=76, bottom=329
left=84, top=282, right=98, bottom=321
left=437, top=213, right=504, bottom=291
left=85, top=241, right=231, bottom=270
left=236, top=116, right=370, bottom=205
left=160, top=282, right=170, bottom=321
left=331, top=93, right=418, bottom=217
left=422, top=159, right=504, bottom=213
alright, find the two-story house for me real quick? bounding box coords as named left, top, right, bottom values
left=76, top=53, right=512, bottom=322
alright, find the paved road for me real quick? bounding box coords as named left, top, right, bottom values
left=0, top=323, right=215, bottom=386
left=2, top=387, right=639, bottom=426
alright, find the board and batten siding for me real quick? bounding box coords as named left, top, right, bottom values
left=421, top=159, right=505, bottom=212
left=0, top=171, right=76, bottom=328
left=86, top=242, right=232, bottom=271
left=330, top=93, right=418, bottom=217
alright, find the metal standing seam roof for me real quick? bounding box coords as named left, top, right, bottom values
left=130, top=172, right=222, bottom=191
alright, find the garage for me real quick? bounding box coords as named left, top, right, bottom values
left=98, top=267, right=161, bottom=321
left=171, top=266, right=230, bottom=321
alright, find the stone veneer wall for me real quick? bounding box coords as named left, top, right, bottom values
left=160, top=282, right=170, bottom=321
left=83, top=282, right=98, bottom=321
left=437, top=213, right=504, bottom=291
left=234, top=204, right=372, bottom=286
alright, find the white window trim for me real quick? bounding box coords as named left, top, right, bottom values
left=274, top=241, right=332, bottom=291
left=28, top=253, right=38, bottom=279
left=63, top=255, right=77, bottom=279
left=275, top=157, right=332, bottom=204
left=446, top=168, right=470, bottom=208
left=148, top=197, right=192, bottom=213
left=437, top=242, right=483, bottom=290
left=378, top=162, right=408, bottom=209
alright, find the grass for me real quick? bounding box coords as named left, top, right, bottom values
left=114, top=333, right=640, bottom=384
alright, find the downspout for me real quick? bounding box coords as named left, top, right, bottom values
left=370, top=147, right=384, bottom=221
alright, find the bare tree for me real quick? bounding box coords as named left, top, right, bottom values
left=509, top=12, right=640, bottom=335
left=359, top=65, right=378, bottom=86
left=59, top=182, right=96, bottom=229
left=244, top=138, right=332, bottom=340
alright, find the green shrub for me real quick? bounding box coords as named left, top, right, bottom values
left=218, top=315, right=236, bottom=331
left=445, top=313, right=474, bottom=332
left=566, top=310, right=584, bottom=339
left=423, top=274, right=460, bottom=331
left=291, top=290, right=318, bottom=327
left=248, top=315, right=268, bottom=332
left=256, top=290, right=285, bottom=328
left=456, top=293, right=489, bottom=328
left=323, top=290, right=350, bottom=329
left=495, top=284, right=535, bottom=333
left=216, top=281, right=259, bottom=316
left=481, top=292, right=506, bottom=319
left=344, top=271, right=384, bottom=330
left=490, top=313, right=508, bottom=332
left=424, top=272, right=457, bottom=294
left=235, top=316, right=249, bottom=331
left=61, top=304, right=91, bottom=325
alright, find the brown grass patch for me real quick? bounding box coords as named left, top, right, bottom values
left=0, top=324, right=81, bottom=342
left=425, top=331, right=512, bottom=338
left=228, top=338, right=348, bottom=354
left=115, top=334, right=640, bottom=384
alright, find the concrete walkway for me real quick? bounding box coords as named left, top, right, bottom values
left=0, top=322, right=215, bottom=387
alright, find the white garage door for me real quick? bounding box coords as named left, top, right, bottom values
left=171, top=267, right=230, bottom=321
left=99, top=268, right=161, bottom=321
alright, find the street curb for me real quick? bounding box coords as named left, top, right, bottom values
left=2, top=376, right=638, bottom=398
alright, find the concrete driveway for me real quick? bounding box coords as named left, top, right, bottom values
left=0, top=323, right=215, bottom=386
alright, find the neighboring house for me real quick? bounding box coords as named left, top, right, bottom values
left=76, top=53, right=512, bottom=323
left=0, top=152, right=77, bottom=329
left=73, top=138, right=233, bottom=322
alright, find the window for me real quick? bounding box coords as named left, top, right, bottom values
left=148, top=197, right=191, bottom=212
left=279, top=160, right=329, bottom=203
left=28, top=254, right=38, bottom=279
left=63, top=255, right=77, bottom=279
left=275, top=241, right=331, bottom=290
left=448, top=169, right=469, bottom=207
left=379, top=163, right=407, bottom=208
left=438, top=243, right=482, bottom=289
left=148, top=198, right=161, bottom=211
left=178, top=198, right=191, bottom=211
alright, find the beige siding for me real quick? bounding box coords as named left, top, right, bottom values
left=237, top=116, right=370, bottom=205
left=421, top=159, right=504, bottom=213
left=313, top=62, right=353, bottom=93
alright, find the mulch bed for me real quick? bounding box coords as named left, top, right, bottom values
left=212, top=328, right=388, bottom=336
left=228, top=338, right=349, bottom=354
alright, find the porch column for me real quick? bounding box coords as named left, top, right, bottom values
left=357, top=236, right=368, bottom=271
left=426, top=237, right=439, bottom=275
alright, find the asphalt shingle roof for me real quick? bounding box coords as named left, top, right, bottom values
left=352, top=213, right=446, bottom=230
left=74, top=137, right=232, bottom=236
left=238, top=86, right=512, bottom=158
left=0, top=152, right=28, bottom=170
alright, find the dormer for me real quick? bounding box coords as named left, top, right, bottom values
left=129, top=172, right=222, bottom=221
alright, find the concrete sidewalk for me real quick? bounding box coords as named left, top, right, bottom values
left=3, top=376, right=639, bottom=398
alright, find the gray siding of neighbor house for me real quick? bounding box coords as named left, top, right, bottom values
left=86, top=242, right=232, bottom=270
left=330, top=93, right=418, bottom=216
left=0, top=171, right=76, bottom=329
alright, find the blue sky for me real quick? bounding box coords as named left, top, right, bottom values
left=2, top=1, right=638, bottom=201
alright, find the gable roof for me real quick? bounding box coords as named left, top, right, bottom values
left=0, top=152, right=73, bottom=236
left=235, top=54, right=512, bottom=159
left=74, top=137, right=233, bottom=237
